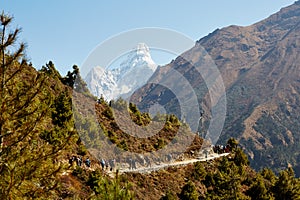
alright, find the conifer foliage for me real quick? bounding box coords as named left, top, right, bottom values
left=0, top=12, right=74, bottom=199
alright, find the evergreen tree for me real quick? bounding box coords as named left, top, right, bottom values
left=193, top=161, right=207, bottom=181
left=273, top=168, right=300, bottom=200
left=227, top=137, right=238, bottom=151
left=160, top=190, right=177, bottom=200
left=260, top=168, right=277, bottom=185
left=87, top=170, right=134, bottom=200
left=0, top=12, right=75, bottom=199
left=61, top=65, right=90, bottom=95
left=247, top=174, right=274, bottom=200
left=260, top=167, right=277, bottom=191
left=40, top=61, right=62, bottom=80
left=180, top=181, right=199, bottom=200
left=205, top=156, right=248, bottom=199
left=234, top=148, right=249, bottom=166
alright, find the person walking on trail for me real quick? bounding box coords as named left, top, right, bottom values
left=69, top=155, right=77, bottom=168
left=76, top=156, right=82, bottom=167
left=68, top=155, right=73, bottom=167
left=128, top=158, right=133, bottom=170
left=109, top=159, right=115, bottom=171
left=132, top=159, right=137, bottom=169
left=85, top=157, right=91, bottom=168
left=203, top=149, right=208, bottom=159
left=145, top=156, right=151, bottom=167
left=100, top=158, right=105, bottom=170
left=105, top=160, right=109, bottom=170
left=167, top=154, right=173, bottom=162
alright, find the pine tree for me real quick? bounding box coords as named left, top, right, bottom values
left=180, top=181, right=199, bottom=200
left=0, top=12, right=75, bottom=199
left=160, top=190, right=177, bottom=200
left=193, top=161, right=207, bottom=181
left=227, top=137, right=238, bottom=151
left=273, top=168, right=300, bottom=200
left=87, top=170, right=135, bottom=200
left=40, top=61, right=62, bottom=80
left=247, top=174, right=274, bottom=200
left=234, top=148, right=249, bottom=166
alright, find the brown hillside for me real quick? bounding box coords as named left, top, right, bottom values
left=131, top=2, right=300, bottom=173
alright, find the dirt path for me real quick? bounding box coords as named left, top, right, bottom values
left=113, top=153, right=229, bottom=175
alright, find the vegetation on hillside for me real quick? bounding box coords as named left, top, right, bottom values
left=0, top=12, right=131, bottom=200
left=126, top=139, right=300, bottom=199
left=95, top=97, right=187, bottom=154
left=1, top=11, right=300, bottom=200
left=0, top=13, right=76, bottom=199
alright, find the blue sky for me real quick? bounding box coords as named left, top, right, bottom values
left=1, top=0, right=296, bottom=76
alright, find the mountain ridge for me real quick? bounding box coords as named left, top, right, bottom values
left=131, top=1, right=300, bottom=173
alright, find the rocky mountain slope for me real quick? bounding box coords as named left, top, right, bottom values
left=131, top=1, right=300, bottom=173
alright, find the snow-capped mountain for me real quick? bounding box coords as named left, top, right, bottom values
left=84, top=66, right=119, bottom=100
left=85, top=43, right=157, bottom=100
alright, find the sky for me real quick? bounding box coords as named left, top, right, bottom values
left=1, top=0, right=296, bottom=76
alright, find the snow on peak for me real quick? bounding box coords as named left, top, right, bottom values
left=120, top=43, right=157, bottom=72
left=85, top=43, right=158, bottom=100
left=136, top=43, right=150, bottom=56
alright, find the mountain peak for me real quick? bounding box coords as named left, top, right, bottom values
left=136, top=42, right=150, bottom=55
left=120, top=43, right=157, bottom=72
left=85, top=43, right=158, bottom=100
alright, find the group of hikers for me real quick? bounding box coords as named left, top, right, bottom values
left=213, top=144, right=231, bottom=154
left=99, top=158, right=116, bottom=171
left=68, top=155, right=147, bottom=172
left=97, top=154, right=173, bottom=172
left=68, top=145, right=231, bottom=172
left=68, top=155, right=91, bottom=168
left=98, top=157, right=147, bottom=171
left=68, top=155, right=118, bottom=171
left=126, top=156, right=152, bottom=169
